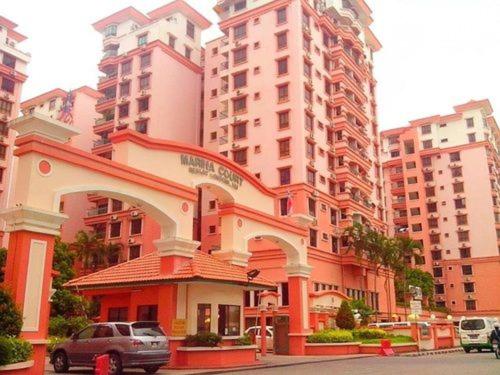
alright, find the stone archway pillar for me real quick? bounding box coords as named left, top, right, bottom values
left=0, top=206, right=67, bottom=374
left=285, top=263, right=313, bottom=356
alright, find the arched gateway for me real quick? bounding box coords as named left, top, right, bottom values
left=1, top=114, right=313, bottom=372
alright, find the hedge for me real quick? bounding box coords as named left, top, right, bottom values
left=235, top=334, right=252, bottom=346
left=307, top=329, right=354, bottom=343
left=0, top=337, right=33, bottom=366
left=184, top=332, right=222, bottom=347
left=0, top=288, right=23, bottom=337
left=352, top=328, right=387, bottom=340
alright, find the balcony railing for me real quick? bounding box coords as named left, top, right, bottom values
left=102, top=49, right=118, bottom=59
left=98, top=73, right=117, bottom=83
left=97, top=96, right=116, bottom=104
left=93, top=138, right=111, bottom=147
left=95, top=115, right=115, bottom=126
left=87, top=206, right=108, bottom=217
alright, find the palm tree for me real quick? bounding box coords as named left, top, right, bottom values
left=71, top=231, right=107, bottom=272
left=104, top=242, right=123, bottom=266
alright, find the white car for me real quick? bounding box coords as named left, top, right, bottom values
left=245, top=326, right=273, bottom=351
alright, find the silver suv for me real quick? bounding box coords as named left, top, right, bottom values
left=50, top=321, right=170, bottom=374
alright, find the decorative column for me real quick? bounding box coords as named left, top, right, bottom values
left=215, top=213, right=251, bottom=267
left=0, top=206, right=67, bottom=375
left=285, top=263, right=313, bottom=356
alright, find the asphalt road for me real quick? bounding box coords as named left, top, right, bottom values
left=45, top=352, right=500, bottom=374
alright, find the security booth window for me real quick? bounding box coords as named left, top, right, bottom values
left=137, top=305, right=158, bottom=321
left=218, top=305, right=240, bottom=336
left=108, top=307, right=128, bottom=322
left=197, top=304, right=211, bottom=333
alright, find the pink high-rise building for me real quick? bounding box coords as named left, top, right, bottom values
left=381, top=99, right=500, bottom=317
left=203, top=0, right=390, bottom=316
left=84, top=1, right=211, bottom=264
left=0, top=16, right=30, bottom=245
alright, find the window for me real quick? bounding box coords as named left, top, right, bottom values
left=454, top=198, right=466, bottom=209
left=208, top=225, right=216, bottom=234
left=0, top=99, right=12, bottom=115
left=119, top=81, right=130, bottom=97
left=121, top=60, right=132, bottom=75
left=233, top=47, right=247, bottom=64
left=138, top=97, right=149, bottom=112
left=404, top=140, right=415, bottom=154
left=466, top=118, right=474, bottom=128
left=278, top=138, right=290, bottom=157
left=233, top=71, right=247, bottom=89
left=233, top=148, right=247, bottom=165
left=2, top=54, right=16, bottom=69
left=130, top=218, right=142, bottom=235
left=410, top=207, right=421, bottom=216
left=233, top=97, right=247, bottom=114
left=451, top=167, right=462, bottom=177
left=234, top=0, right=247, bottom=11
left=456, top=214, right=467, bottom=226
left=1, top=78, right=15, bottom=94
left=427, top=202, right=437, bottom=212
left=137, top=34, right=148, bottom=46
left=49, top=99, right=56, bottom=110
left=422, top=156, right=432, bottom=167
left=137, top=305, right=158, bottom=321
left=465, top=300, right=476, bottom=311
left=428, top=218, right=438, bottom=228
left=457, top=231, right=469, bottom=242
left=140, top=53, right=151, bottom=68
left=278, top=84, right=289, bottom=102
left=115, top=324, right=131, bottom=336
left=197, top=304, right=211, bottom=333
left=104, top=24, right=117, bottom=37
left=168, top=35, right=176, bottom=48
left=129, top=245, right=141, bottom=260
left=276, top=7, right=287, bottom=24
left=453, top=182, right=464, bottom=193
left=277, top=58, right=288, bottom=75
left=450, top=152, right=461, bottom=162
left=412, top=223, right=422, bottom=232
left=433, top=267, right=443, bottom=277
left=307, top=168, right=316, bottom=186
left=309, top=228, right=318, bottom=247
left=279, top=167, right=291, bottom=185
left=460, top=247, right=471, bottom=258
left=423, top=172, right=433, bottom=182
left=390, top=150, right=400, bottom=158
left=184, top=46, right=192, bottom=60
left=431, top=250, right=442, bottom=261
left=111, top=199, right=123, bottom=212
left=277, top=32, right=287, bottom=49
left=110, top=222, right=121, bottom=238
left=108, top=307, right=128, bottom=322
left=408, top=191, right=419, bottom=200
left=233, top=122, right=246, bottom=140
left=278, top=111, right=290, bottom=129
left=406, top=161, right=416, bottom=169
left=467, top=133, right=476, bottom=143
left=421, top=124, right=431, bottom=134
left=279, top=197, right=288, bottom=215
left=139, top=75, right=150, bottom=90
left=422, top=140, right=433, bottom=149
left=186, top=20, right=195, bottom=38
left=218, top=305, right=240, bottom=336
left=430, top=234, right=440, bottom=244
left=435, top=284, right=445, bottom=294
left=308, top=198, right=316, bottom=217
left=233, top=23, right=247, bottom=40
left=462, top=265, right=473, bottom=275
left=463, top=282, right=475, bottom=293
left=135, top=120, right=148, bottom=134
left=306, top=141, right=314, bottom=159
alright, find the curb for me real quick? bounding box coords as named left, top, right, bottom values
left=399, top=347, right=464, bottom=357
left=178, top=354, right=376, bottom=375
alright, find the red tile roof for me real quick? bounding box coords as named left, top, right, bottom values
left=65, top=251, right=275, bottom=290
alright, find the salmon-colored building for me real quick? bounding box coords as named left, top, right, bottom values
left=0, top=16, right=30, bottom=246
left=202, top=0, right=391, bottom=319
left=381, top=99, right=500, bottom=317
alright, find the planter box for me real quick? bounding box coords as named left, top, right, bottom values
left=305, top=342, right=361, bottom=355
left=174, top=345, right=258, bottom=369
left=359, top=343, right=418, bottom=354
left=0, top=360, right=34, bottom=374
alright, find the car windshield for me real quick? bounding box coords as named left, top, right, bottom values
left=131, top=322, right=165, bottom=337
left=460, top=319, right=485, bottom=331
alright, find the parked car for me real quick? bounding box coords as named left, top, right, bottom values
left=459, top=317, right=498, bottom=353
left=50, top=321, right=170, bottom=374
left=245, top=326, right=274, bottom=351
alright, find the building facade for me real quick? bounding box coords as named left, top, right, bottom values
left=83, top=0, right=211, bottom=264
left=0, top=16, right=30, bottom=245
left=202, top=0, right=390, bottom=316
left=381, top=99, right=500, bottom=317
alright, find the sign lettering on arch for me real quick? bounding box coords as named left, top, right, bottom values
left=180, top=154, right=244, bottom=190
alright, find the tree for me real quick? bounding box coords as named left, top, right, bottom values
left=395, top=267, right=435, bottom=306
left=71, top=230, right=107, bottom=272
left=0, top=247, right=6, bottom=282
left=350, top=299, right=374, bottom=326
left=336, top=300, right=356, bottom=329
left=0, top=287, right=22, bottom=337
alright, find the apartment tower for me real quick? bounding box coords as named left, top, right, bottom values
left=203, top=0, right=389, bottom=315
left=381, top=99, right=500, bottom=317
left=0, top=16, right=30, bottom=245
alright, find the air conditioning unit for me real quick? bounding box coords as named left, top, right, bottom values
left=110, top=214, right=118, bottom=221
left=235, top=41, right=241, bottom=47
left=330, top=173, right=336, bottom=180
left=140, top=90, right=147, bottom=96
left=309, top=160, right=315, bottom=167
left=130, top=210, right=139, bottom=217
left=465, top=277, right=471, bottom=282
left=121, top=97, right=127, bottom=102
left=236, top=90, right=242, bottom=96
left=433, top=261, right=440, bottom=266
left=128, top=238, right=136, bottom=244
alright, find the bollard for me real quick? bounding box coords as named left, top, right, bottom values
left=95, top=354, right=110, bottom=375
left=379, top=339, right=395, bottom=356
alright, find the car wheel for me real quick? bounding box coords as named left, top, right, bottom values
left=108, top=353, right=123, bottom=375
left=53, top=351, right=69, bottom=373
left=143, top=365, right=161, bottom=374
left=464, top=347, right=471, bottom=353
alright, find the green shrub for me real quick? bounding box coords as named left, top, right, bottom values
left=49, top=315, right=91, bottom=338
left=0, top=337, right=33, bottom=366
left=361, top=334, right=414, bottom=344
left=184, top=332, right=222, bottom=347
left=47, top=336, right=67, bottom=354
left=0, top=288, right=23, bottom=337
left=307, top=329, right=354, bottom=343
left=336, top=301, right=355, bottom=330
left=235, top=334, right=252, bottom=346
left=352, top=328, right=386, bottom=340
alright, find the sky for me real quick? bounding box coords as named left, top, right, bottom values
left=3, top=0, right=500, bottom=130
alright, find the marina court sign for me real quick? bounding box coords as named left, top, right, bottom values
left=180, top=154, right=244, bottom=190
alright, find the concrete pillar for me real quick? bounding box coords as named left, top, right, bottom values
left=154, top=237, right=200, bottom=274
left=0, top=207, right=67, bottom=375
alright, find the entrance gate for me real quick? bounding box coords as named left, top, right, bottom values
left=273, top=315, right=290, bottom=355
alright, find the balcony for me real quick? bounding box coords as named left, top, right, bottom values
left=93, top=138, right=111, bottom=148
left=220, top=61, right=229, bottom=71
left=87, top=206, right=108, bottom=217
left=427, top=212, right=439, bottom=219
left=219, top=135, right=228, bottom=145
left=96, top=96, right=116, bottom=112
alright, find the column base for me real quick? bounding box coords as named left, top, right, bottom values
left=288, top=334, right=309, bottom=356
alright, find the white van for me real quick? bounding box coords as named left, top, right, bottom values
left=459, top=317, right=498, bottom=352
